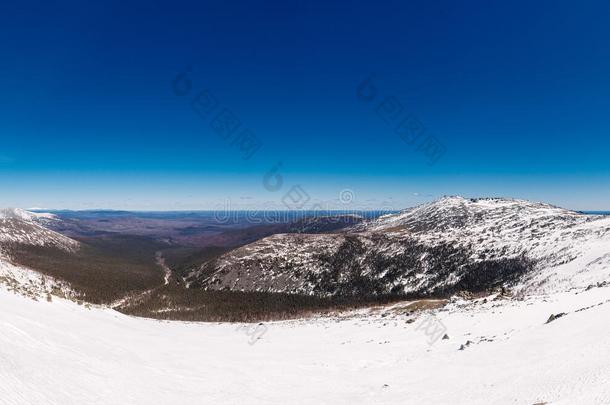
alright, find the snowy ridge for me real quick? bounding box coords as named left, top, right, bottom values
left=356, top=196, right=610, bottom=294
left=188, top=196, right=610, bottom=297
left=0, top=208, right=80, bottom=299
left=0, top=208, right=78, bottom=252
left=0, top=208, right=58, bottom=222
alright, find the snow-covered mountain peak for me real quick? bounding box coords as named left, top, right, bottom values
left=357, top=196, right=587, bottom=234
left=189, top=196, right=610, bottom=298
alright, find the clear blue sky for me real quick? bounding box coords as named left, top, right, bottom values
left=1, top=0, right=609, bottom=210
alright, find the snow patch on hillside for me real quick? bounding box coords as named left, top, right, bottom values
left=0, top=259, right=74, bottom=300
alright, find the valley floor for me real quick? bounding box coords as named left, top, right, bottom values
left=1, top=284, right=609, bottom=404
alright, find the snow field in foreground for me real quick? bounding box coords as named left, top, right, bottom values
left=1, top=284, right=609, bottom=404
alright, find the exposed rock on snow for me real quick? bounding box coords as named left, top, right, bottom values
left=187, top=197, right=610, bottom=297
left=546, top=312, right=567, bottom=324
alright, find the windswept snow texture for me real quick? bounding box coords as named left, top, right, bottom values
left=1, top=282, right=610, bottom=404
left=188, top=197, right=610, bottom=297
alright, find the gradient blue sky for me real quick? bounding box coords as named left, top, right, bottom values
left=1, top=0, right=609, bottom=210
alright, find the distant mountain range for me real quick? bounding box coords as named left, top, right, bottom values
left=582, top=211, right=610, bottom=216
left=2, top=197, right=610, bottom=316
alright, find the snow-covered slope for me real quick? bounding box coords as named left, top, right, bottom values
left=187, top=197, right=610, bottom=297
left=0, top=208, right=58, bottom=222
left=2, top=200, right=610, bottom=404
left=0, top=208, right=78, bottom=251
left=358, top=196, right=610, bottom=293
left=0, top=259, right=74, bottom=300
left=0, top=208, right=79, bottom=298
left=1, top=279, right=609, bottom=404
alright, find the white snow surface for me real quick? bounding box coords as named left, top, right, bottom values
left=1, top=281, right=610, bottom=404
